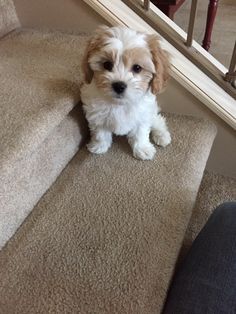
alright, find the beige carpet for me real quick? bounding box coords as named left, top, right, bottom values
left=0, top=29, right=89, bottom=248
left=0, top=0, right=19, bottom=38
left=0, top=29, right=88, bottom=173
left=183, top=170, right=236, bottom=253
left=0, top=106, right=88, bottom=249
left=0, top=114, right=216, bottom=314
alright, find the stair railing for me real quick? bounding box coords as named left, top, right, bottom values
left=122, top=0, right=236, bottom=99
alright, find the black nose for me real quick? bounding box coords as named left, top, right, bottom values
left=112, top=81, right=127, bottom=94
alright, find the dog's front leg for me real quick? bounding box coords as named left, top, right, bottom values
left=151, top=114, right=171, bottom=147
left=87, top=129, right=112, bottom=154
left=128, top=126, right=156, bottom=160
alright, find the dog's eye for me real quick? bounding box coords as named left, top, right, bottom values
left=132, top=64, right=142, bottom=73
left=103, top=61, right=113, bottom=71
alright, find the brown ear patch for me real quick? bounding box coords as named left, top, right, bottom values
left=82, top=25, right=112, bottom=84
left=147, top=34, right=170, bottom=95
left=82, top=38, right=96, bottom=84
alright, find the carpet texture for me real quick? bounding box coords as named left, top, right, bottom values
left=183, top=170, right=236, bottom=253
left=0, top=29, right=89, bottom=247
left=0, top=0, right=19, bottom=38
left=0, top=106, right=88, bottom=249
left=0, top=29, right=88, bottom=173
left=0, top=114, right=216, bottom=314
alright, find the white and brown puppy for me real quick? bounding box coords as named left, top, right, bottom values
left=81, top=26, right=171, bottom=160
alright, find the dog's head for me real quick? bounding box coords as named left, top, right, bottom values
left=82, top=26, right=170, bottom=101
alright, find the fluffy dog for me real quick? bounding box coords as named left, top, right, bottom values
left=81, top=26, right=171, bottom=160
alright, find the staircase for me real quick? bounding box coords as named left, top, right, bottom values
left=0, top=28, right=89, bottom=247
left=0, top=1, right=218, bottom=313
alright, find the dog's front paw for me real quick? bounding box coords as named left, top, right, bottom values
left=87, top=141, right=110, bottom=154
left=152, top=131, right=171, bottom=147
left=133, top=143, right=156, bottom=160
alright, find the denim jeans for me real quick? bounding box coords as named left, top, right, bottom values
left=163, top=202, right=236, bottom=314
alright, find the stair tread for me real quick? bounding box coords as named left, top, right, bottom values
left=0, top=0, right=19, bottom=38
left=0, top=28, right=88, bottom=172
left=0, top=114, right=216, bottom=313
left=183, top=170, right=236, bottom=252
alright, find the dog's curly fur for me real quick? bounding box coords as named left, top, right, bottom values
left=81, top=26, right=171, bottom=160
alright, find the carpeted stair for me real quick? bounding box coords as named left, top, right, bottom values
left=0, top=0, right=19, bottom=37
left=0, top=28, right=89, bottom=248
left=0, top=1, right=220, bottom=313
left=0, top=114, right=216, bottom=313
left=182, top=170, right=236, bottom=254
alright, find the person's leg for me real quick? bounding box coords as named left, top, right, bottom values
left=163, top=202, right=236, bottom=314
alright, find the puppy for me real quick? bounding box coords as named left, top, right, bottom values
left=81, top=26, right=171, bottom=160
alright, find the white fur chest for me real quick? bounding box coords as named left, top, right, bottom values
left=84, top=102, right=140, bottom=135
left=81, top=82, right=157, bottom=136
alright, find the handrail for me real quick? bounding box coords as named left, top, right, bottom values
left=122, top=0, right=236, bottom=99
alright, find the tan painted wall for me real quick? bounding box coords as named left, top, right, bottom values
left=13, top=0, right=108, bottom=33
left=159, top=79, right=236, bottom=178
left=13, top=0, right=236, bottom=178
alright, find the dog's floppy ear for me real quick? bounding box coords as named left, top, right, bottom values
left=82, top=25, right=110, bottom=84
left=147, top=34, right=170, bottom=95
left=82, top=37, right=97, bottom=84
left=82, top=39, right=93, bottom=84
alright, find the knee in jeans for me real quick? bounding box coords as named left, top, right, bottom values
left=213, top=202, right=236, bottom=224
